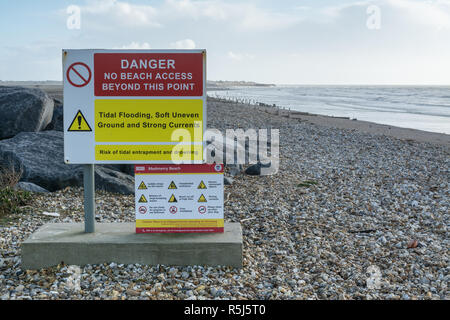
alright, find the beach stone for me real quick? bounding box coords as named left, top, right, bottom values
left=186, top=290, right=194, bottom=297
left=0, top=86, right=54, bottom=139
left=210, top=287, right=218, bottom=296
left=224, top=176, right=233, bottom=185
left=226, top=164, right=244, bottom=176
left=14, top=182, right=49, bottom=193
left=45, top=105, right=63, bottom=131
left=206, top=134, right=246, bottom=164
left=244, top=164, right=261, bottom=175
left=377, top=236, right=387, bottom=245
left=0, top=131, right=134, bottom=194
left=244, top=162, right=272, bottom=176
left=168, top=267, right=178, bottom=275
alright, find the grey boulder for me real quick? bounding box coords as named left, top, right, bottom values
left=224, top=176, right=233, bottom=185
left=0, top=131, right=134, bottom=194
left=14, top=182, right=49, bottom=193
left=205, top=134, right=246, bottom=164
left=95, top=166, right=134, bottom=195
left=102, top=164, right=135, bottom=176
left=226, top=164, right=243, bottom=176
left=0, top=86, right=54, bottom=139
left=45, top=105, right=63, bottom=131
left=244, top=162, right=274, bottom=176
left=205, top=130, right=272, bottom=165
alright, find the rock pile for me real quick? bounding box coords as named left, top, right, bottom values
left=0, top=86, right=134, bottom=194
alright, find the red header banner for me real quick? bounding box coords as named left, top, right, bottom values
left=94, top=52, right=203, bottom=96
left=135, top=164, right=224, bottom=174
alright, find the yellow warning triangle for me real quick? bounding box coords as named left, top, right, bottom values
left=198, top=194, right=207, bottom=202
left=197, top=180, right=207, bottom=189
left=138, top=194, right=147, bottom=203
left=168, top=181, right=177, bottom=189
left=138, top=181, right=147, bottom=190
left=68, top=110, right=92, bottom=132
left=168, top=194, right=177, bottom=203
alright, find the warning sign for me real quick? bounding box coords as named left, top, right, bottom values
left=135, top=164, right=224, bottom=233
left=169, top=206, right=178, bottom=214
left=68, top=110, right=92, bottom=132
left=197, top=181, right=207, bottom=189
left=67, top=62, right=92, bottom=88
left=198, top=194, right=207, bottom=202
left=138, top=181, right=147, bottom=190
left=93, top=99, right=203, bottom=143
left=138, top=206, right=147, bottom=214
left=138, top=194, right=147, bottom=203
left=168, top=181, right=177, bottom=189
left=63, top=49, right=206, bottom=164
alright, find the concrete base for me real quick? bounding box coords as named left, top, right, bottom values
left=21, top=222, right=243, bottom=269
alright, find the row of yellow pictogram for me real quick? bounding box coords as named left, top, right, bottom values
left=138, top=193, right=207, bottom=203
left=138, top=180, right=206, bottom=190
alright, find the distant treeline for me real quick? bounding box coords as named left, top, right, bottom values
left=207, top=80, right=275, bottom=88
left=1, top=80, right=275, bottom=88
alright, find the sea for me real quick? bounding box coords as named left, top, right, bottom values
left=208, top=86, right=450, bottom=135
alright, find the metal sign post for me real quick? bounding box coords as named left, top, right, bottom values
left=83, top=164, right=95, bottom=233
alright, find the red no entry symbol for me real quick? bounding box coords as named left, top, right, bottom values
left=198, top=206, right=207, bottom=214
left=169, top=206, right=178, bottom=214
left=67, top=62, right=92, bottom=87
left=138, top=206, right=147, bottom=214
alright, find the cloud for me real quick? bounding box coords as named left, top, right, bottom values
left=227, top=51, right=255, bottom=61
left=81, top=0, right=161, bottom=28
left=164, top=0, right=302, bottom=30
left=319, top=0, right=450, bottom=30
left=320, top=1, right=372, bottom=19
left=115, top=41, right=152, bottom=49
left=169, top=39, right=196, bottom=49
left=386, top=0, right=450, bottom=30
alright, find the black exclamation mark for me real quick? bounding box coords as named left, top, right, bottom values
left=77, top=115, right=82, bottom=129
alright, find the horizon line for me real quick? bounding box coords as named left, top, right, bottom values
left=1, top=80, right=450, bottom=87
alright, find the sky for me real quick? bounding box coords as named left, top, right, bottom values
left=1, top=0, right=450, bottom=84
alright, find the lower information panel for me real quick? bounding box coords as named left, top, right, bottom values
left=135, top=164, right=224, bottom=233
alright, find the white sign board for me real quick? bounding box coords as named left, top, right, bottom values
left=62, top=49, right=206, bottom=164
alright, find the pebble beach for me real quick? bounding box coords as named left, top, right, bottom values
left=0, top=95, right=449, bottom=300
